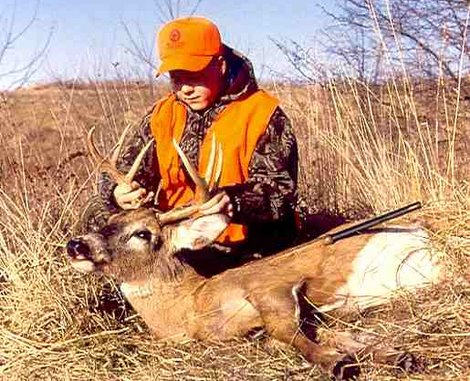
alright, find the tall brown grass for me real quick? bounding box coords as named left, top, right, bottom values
left=0, top=74, right=469, bottom=380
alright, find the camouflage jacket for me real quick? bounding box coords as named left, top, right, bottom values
left=98, top=46, right=299, bottom=254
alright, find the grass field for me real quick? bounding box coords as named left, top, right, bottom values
left=0, top=77, right=469, bottom=380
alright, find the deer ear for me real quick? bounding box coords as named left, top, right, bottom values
left=172, top=214, right=229, bottom=251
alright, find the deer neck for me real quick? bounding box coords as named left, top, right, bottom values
left=119, top=261, right=205, bottom=300
left=120, top=281, right=155, bottom=299
left=119, top=268, right=206, bottom=341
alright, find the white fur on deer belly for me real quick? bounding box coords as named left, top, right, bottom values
left=319, top=227, right=442, bottom=312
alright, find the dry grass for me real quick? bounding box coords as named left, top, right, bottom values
left=0, top=77, right=469, bottom=380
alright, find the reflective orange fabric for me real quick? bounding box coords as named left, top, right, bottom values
left=150, top=90, right=279, bottom=244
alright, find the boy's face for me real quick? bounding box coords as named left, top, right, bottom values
left=170, top=57, right=226, bottom=111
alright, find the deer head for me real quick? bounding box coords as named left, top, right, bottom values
left=67, top=126, right=228, bottom=283
left=67, top=207, right=228, bottom=282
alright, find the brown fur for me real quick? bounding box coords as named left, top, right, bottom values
left=67, top=208, right=434, bottom=380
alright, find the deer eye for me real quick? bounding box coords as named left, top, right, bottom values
left=133, top=230, right=152, bottom=242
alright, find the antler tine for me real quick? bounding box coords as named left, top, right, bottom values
left=172, top=139, right=210, bottom=201
left=203, top=136, right=223, bottom=191
left=110, top=123, right=133, bottom=165
left=211, top=142, right=223, bottom=190
left=204, top=135, right=217, bottom=186
left=158, top=138, right=224, bottom=226
left=87, top=126, right=101, bottom=163
left=87, top=126, right=154, bottom=185
left=200, top=136, right=223, bottom=195
left=125, top=138, right=154, bottom=183
left=158, top=204, right=200, bottom=225
left=87, top=126, right=127, bottom=183
left=158, top=192, right=224, bottom=226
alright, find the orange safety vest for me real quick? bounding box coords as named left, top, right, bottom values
left=150, top=90, right=279, bottom=245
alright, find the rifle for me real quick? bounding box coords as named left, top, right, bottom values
left=324, top=201, right=422, bottom=245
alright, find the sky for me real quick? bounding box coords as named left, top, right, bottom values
left=0, top=0, right=332, bottom=88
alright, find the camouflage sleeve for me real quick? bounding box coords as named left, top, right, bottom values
left=222, top=107, right=298, bottom=224
left=97, top=111, right=159, bottom=213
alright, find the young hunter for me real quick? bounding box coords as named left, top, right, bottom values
left=83, top=16, right=299, bottom=273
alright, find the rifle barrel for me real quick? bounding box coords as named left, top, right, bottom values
left=326, top=201, right=422, bottom=244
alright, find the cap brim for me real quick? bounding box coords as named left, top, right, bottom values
left=158, top=55, right=213, bottom=74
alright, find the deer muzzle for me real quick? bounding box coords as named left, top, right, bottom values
left=67, top=238, right=93, bottom=261
left=66, top=235, right=111, bottom=273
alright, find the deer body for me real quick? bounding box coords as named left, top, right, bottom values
left=115, top=221, right=439, bottom=343
left=68, top=208, right=441, bottom=379
left=72, top=129, right=442, bottom=379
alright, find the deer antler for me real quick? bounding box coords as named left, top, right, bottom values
left=87, top=126, right=155, bottom=208
left=158, top=135, right=223, bottom=225
left=88, top=126, right=222, bottom=221
left=172, top=134, right=222, bottom=203
left=87, top=125, right=154, bottom=184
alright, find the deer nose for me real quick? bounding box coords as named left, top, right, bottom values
left=67, top=239, right=92, bottom=260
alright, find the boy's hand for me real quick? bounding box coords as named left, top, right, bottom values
left=113, top=181, right=154, bottom=210
left=200, top=191, right=234, bottom=218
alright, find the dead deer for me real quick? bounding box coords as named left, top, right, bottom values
left=67, top=127, right=443, bottom=380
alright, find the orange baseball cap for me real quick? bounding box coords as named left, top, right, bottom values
left=157, top=17, right=223, bottom=74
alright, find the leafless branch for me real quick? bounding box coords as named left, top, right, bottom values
left=315, top=0, right=470, bottom=86
left=0, top=0, right=53, bottom=89
left=152, top=0, right=203, bottom=22
left=121, top=20, right=155, bottom=70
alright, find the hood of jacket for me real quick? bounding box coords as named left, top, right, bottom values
left=218, top=44, right=259, bottom=104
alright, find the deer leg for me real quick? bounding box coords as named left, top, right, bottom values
left=252, top=281, right=360, bottom=380
left=363, top=347, right=421, bottom=374
left=293, top=281, right=420, bottom=375
left=325, top=330, right=421, bottom=374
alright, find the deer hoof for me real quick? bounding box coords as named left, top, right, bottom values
left=331, top=355, right=360, bottom=380
left=394, top=352, right=422, bottom=373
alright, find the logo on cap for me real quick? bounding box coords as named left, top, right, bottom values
left=169, top=29, right=181, bottom=42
